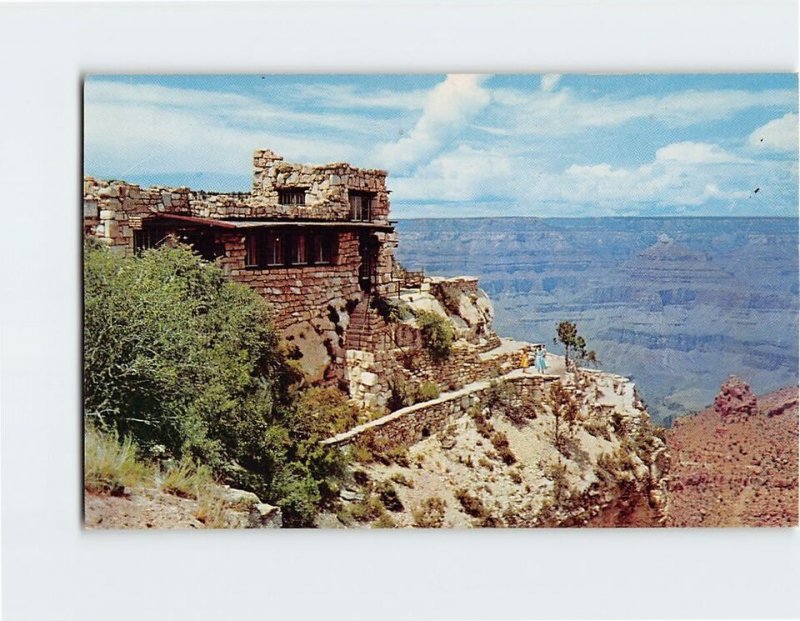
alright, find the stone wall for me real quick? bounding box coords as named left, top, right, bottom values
left=252, top=149, right=390, bottom=223
left=84, top=147, right=393, bottom=252
left=220, top=230, right=365, bottom=384
left=345, top=340, right=543, bottom=409
left=83, top=178, right=190, bottom=251
left=324, top=372, right=559, bottom=449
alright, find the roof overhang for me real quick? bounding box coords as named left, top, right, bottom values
left=146, top=213, right=394, bottom=232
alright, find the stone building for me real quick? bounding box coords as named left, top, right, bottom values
left=84, top=149, right=401, bottom=384
left=84, top=148, right=539, bottom=408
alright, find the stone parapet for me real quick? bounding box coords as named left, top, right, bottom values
left=323, top=370, right=560, bottom=449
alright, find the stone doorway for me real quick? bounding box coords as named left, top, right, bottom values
left=358, top=233, right=379, bottom=293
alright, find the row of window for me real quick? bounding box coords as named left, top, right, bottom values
left=245, top=231, right=337, bottom=269
left=277, top=189, right=375, bottom=222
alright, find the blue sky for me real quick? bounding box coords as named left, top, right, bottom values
left=84, top=74, right=798, bottom=218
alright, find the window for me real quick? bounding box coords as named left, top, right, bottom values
left=245, top=233, right=259, bottom=267
left=278, top=189, right=306, bottom=206
left=133, top=228, right=165, bottom=254
left=265, top=233, right=284, bottom=266
left=293, top=233, right=308, bottom=265
left=349, top=192, right=373, bottom=221
left=312, top=234, right=334, bottom=265
left=245, top=230, right=336, bottom=268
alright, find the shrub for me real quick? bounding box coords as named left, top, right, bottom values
left=549, top=382, right=580, bottom=453
left=584, top=417, right=611, bottom=440
left=387, top=377, right=415, bottom=411
left=195, top=494, right=230, bottom=528
left=412, top=496, right=447, bottom=528
left=509, top=468, right=523, bottom=484
left=470, top=408, right=494, bottom=439
left=384, top=446, right=410, bottom=468
left=388, top=377, right=441, bottom=411
left=455, top=489, right=489, bottom=518
left=489, top=431, right=516, bottom=465
left=350, top=494, right=386, bottom=522
left=415, top=310, right=454, bottom=362
left=83, top=241, right=348, bottom=528
left=84, top=426, right=153, bottom=494
left=370, top=295, right=411, bottom=323
left=375, top=480, right=404, bottom=512
left=545, top=461, right=570, bottom=503
left=296, top=387, right=360, bottom=437
left=351, top=430, right=409, bottom=467
left=160, top=457, right=215, bottom=499
left=597, top=451, right=617, bottom=479
left=484, top=380, right=513, bottom=414
left=417, top=381, right=441, bottom=402
left=372, top=513, right=398, bottom=528
left=438, top=283, right=464, bottom=316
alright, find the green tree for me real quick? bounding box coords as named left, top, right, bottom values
left=83, top=240, right=346, bottom=526
left=554, top=321, right=587, bottom=367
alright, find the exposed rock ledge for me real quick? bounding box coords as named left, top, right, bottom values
left=85, top=484, right=282, bottom=529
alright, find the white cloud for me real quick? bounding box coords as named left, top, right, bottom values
left=540, top=74, right=561, bottom=92
left=538, top=142, right=759, bottom=208
left=83, top=80, right=394, bottom=177
left=391, top=139, right=782, bottom=216
left=281, top=83, right=427, bottom=111
left=375, top=74, right=491, bottom=172
left=655, top=141, right=748, bottom=164
left=748, top=112, right=798, bottom=152
left=488, top=87, right=796, bottom=135
left=83, top=76, right=797, bottom=217
left=84, top=101, right=361, bottom=176
left=390, top=145, right=514, bottom=202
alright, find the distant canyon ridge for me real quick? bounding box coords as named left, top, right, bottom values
left=395, top=217, right=798, bottom=425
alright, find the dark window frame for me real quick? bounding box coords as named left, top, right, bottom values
left=244, top=229, right=338, bottom=269
left=278, top=188, right=307, bottom=206
left=349, top=191, right=374, bottom=222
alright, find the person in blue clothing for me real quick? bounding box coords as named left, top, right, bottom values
left=535, top=348, right=548, bottom=374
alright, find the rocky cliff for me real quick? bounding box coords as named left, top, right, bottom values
left=665, top=378, right=798, bottom=527
left=326, top=365, right=668, bottom=528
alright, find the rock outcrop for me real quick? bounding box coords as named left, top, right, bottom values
left=666, top=383, right=798, bottom=527
left=713, top=375, right=758, bottom=422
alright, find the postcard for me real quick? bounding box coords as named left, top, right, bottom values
left=82, top=74, right=798, bottom=528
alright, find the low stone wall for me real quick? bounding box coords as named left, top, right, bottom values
left=345, top=339, right=544, bottom=409
left=325, top=371, right=559, bottom=449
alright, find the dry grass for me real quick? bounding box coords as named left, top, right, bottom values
left=84, top=426, right=153, bottom=493
left=195, top=494, right=230, bottom=528
left=159, top=458, right=214, bottom=499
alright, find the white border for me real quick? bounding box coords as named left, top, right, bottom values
left=1, top=2, right=799, bottom=620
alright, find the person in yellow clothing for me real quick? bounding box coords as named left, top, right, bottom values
left=519, top=350, right=529, bottom=370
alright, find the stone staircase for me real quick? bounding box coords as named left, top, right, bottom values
left=346, top=295, right=390, bottom=351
